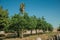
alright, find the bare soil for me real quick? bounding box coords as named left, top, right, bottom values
left=4, top=32, right=60, bottom=40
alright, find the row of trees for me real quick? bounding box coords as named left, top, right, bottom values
left=0, top=3, right=53, bottom=38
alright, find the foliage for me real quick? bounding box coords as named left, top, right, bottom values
left=0, top=5, right=54, bottom=37
left=0, top=6, right=9, bottom=31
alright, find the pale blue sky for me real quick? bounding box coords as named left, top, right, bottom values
left=0, top=0, right=60, bottom=28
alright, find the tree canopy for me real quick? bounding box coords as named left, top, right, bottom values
left=0, top=4, right=54, bottom=38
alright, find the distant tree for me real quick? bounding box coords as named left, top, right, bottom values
left=41, top=16, right=53, bottom=32
left=0, top=6, right=9, bottom=31
left=25, top=16, right=37, bottom=35
left=41, top=16, right=46, bottom=32
left=20, top=3, right=25, bottom=15
left=36, top=18, right=41, bottom=34
left=46, top=23, right=53, bottom=32
left=32, top=16, right=37, bottom=34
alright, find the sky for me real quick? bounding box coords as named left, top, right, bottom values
left=0, top=0, right=60, bottom=28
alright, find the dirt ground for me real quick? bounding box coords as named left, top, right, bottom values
left=4, top=32, right=60, bottom=40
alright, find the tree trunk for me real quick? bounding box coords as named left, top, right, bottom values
left=31, top=30, right=32, bottom=35
left=46, top=27, right=48, bottom=32
left=36, top=29, right=37, bottom=34
left=21, top=29, right=23, bottom=38
left=43, top=30, right=45, bottom=33
left=17, top=30, right=20, bottom=37
left=20, top=29, right=23, bottom=38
